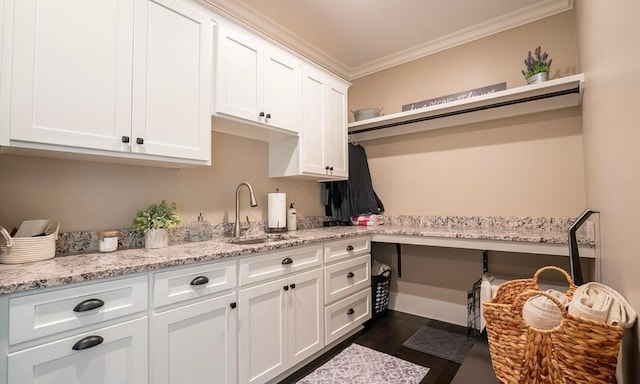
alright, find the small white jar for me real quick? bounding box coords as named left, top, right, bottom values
left=98, top=230, right=119, bottom=253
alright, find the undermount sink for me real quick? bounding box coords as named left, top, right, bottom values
left=227, top=234, right=294, bottom=245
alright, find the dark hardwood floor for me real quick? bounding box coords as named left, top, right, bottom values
left=279, top=310, right=463, bottom=384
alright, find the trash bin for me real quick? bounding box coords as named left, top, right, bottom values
left=371, top=260, right=391, bottom=318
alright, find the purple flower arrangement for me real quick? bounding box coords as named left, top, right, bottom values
left=521, top=46, right=552, bottom=79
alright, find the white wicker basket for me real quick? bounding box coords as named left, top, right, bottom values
left=0, top=222, right=59, bottom=264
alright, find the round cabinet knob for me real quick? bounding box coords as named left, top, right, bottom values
left=259, top=112, right=265, bottom=117
left=346, top=245, right=354, bottom=251
left=281, top=257, right=293, bottom=265
left=283, top=285, right=289, bottom=291
left=347, top=308, right=355, bottom=315
left=121, top=136, right=130, bottom=143
left=230, top=302, right=237, bottom=309
left=329, top=166, right=334, bottom=171
left=265, top=113, right=271, bottom=119
left=346, top=272, right=355, bottom=278
left=325, top=166, right=330, bottom=171
left=136, top=137, right=144, bottom=145
left=290, top=283, right=296, bottom=289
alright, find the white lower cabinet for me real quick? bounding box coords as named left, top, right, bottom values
left=323, top=237, right=372, bottom=345
left=151, top=260, right=238, bottom=384
left=151, top=292, right=237, bottom=384
left=238, top=267, right=324, bottom=384
left=7, top=317, right=148, bottom=384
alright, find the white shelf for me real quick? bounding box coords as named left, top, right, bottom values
left=348, top=73, right=585, bottom=142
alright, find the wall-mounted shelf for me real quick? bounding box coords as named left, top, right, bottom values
left=348, top=73, right=585, bottom=142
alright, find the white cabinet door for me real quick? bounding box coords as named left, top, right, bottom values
left=216, top=25, right=263, bottom=124
left=9, top=0, right=134, bottom=151
left=216, top=25, right=301, bottom=134
left=131, top=0, right=212, bottom=161
left=300, top=66, right=327, bottom=175
left=263, top=47, right=301, bottom=133
left=8, top=317, right=148, bottom=384
left=325, top=79, right=349, bottom=178
left=287, top=268, right=324, bottom=367
left=238, top=278, right=287, bottom=384
left=299, top=66, right=349, bottom=178
left=152, top=292, right=237, bottom=384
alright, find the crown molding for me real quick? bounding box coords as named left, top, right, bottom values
left=202, top=0, right=573, bottom=81
left=349, top=0, right=574, bottom=79
left=201, top=0, right=351, bottom=79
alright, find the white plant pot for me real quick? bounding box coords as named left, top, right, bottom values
left=527, top=72, right=549, bottom=85
left=145, top=228, right=168, bottom=249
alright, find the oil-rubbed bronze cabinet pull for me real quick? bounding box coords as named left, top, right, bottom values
left=190, top=276, right=209, bottom=286
left=73, top=298, right=105, bottom=313
left=346, top=245, right=354, bottom=251
left=72, top=335, right=104, bottom=351
left=347, top=308, right=355, bottom=315
left=290, top=283, right=296, bottom=289
left=281, top=257, right=293, bottom=265
left=230, top=302, right=237, bottom=309
left=346, top=272, right=355, bottom=278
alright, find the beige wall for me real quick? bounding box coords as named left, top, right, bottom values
left=348, top=11, right=589, bottom=328
left=0, top=127, right=324, bottom=232
left=575, top=1, right=640, bottom=381
left=350, top=11, right=585, bottom=217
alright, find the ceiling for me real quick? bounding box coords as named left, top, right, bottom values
left=204, top=0, right=573, bottom=80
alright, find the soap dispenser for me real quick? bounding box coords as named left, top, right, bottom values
left=287, top=203, right=297, bottom=231
left=190, top=213, right=210, bottom=241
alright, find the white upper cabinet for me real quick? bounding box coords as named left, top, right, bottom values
left=269, top=65, right=349, bottom=180
left=131, top=0, right=213, bottom=162
left=9, top=0, right=135, bottom=152
left=2, top=0, right=213, bottom=166
left=216, top=24, right=301, bottom=134
left=300, top=67, right=348, bottom=178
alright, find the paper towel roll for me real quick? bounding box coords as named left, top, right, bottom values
left=268, top=193, right=287, bottom=230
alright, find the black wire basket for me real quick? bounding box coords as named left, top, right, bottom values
left=372, top=269, right=392, bottom=318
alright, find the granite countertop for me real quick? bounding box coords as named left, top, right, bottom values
left=0, top=222, right=593, bottom=296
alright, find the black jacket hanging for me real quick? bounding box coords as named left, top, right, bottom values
left=348, top=143, right=384, bottom=215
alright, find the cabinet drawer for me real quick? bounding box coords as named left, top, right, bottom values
left=324, top=288, right=371, bottom=345
left=324, top=254, right=370, bottom=304
left=239, top=245, right=323, bottom=286
left=9, top=275, right=148, bottom=345
left=8, top=317, right=148, bottom=384
left=323, top=236, right=370, bottom=263
left=153, top=260, right=236, bottom=308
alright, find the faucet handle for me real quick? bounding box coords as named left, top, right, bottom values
left=240, top=215, right=250, bottom=230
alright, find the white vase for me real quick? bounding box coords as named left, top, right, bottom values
left=527, top=72, right=549, bottom=85
left=145, top=228, right=168, bottom=249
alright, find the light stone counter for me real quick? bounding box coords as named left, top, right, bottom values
left=0, top=222, right=594, bottom=296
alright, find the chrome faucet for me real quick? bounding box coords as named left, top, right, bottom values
left=235, top=182, right=258, bottom=237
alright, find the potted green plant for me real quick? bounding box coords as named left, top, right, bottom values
left=132, top=200, right=181, bottom=249
left=522, top=46, right=552, bottom=84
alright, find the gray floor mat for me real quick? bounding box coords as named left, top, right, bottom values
left=402, top=322, right=474, bottom=364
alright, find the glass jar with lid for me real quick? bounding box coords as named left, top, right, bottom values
left=98, top=230, right=119, bottom=252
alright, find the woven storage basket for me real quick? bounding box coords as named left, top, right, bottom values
left=0, top=222, right=59, bottom=264
left=482, top=266, right=624, bottom=384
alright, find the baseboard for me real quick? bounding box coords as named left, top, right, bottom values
left=389, top=291, right=468, bottom=327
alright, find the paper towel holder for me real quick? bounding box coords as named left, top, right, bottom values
left=267, top=189, right=287, bottom=233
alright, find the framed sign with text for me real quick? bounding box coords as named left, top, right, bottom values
left=402, top=82, right=507, bottom=111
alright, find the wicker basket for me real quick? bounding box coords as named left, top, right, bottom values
left=482, top=266, right=624, bottom=384
left=0, top=222, right=59, bottom=264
